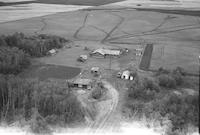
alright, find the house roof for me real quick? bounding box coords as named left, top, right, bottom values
left=122, top=70, right=130, bottom=76
left=80, top=55, right=88, bottom=59
left=73, top=78, right=92, bottom=85
left=91, top=67, right=100, bottom=71
left=92, top=48, right=121, bottom=56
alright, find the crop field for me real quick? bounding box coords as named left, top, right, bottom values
left=0, top=6, right=199, bottom=74
left=20, top=64, right=81, bottom=80
left=139, top=44, right=153, bottom=70
left=0, top=0, right=124, bottom=6
left=0, top=3, right=91, bottom=23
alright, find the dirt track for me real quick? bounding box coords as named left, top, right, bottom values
left=86, top=80, right=119, bottom=133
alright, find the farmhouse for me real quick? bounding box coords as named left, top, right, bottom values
left=71, top=78, right=93, bottom=90
left=91, top=48, right=121, bottom=58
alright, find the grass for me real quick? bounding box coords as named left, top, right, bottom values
left=139, top=44, right=153, bottom=71
left=20, top=64, right=81, bottom=81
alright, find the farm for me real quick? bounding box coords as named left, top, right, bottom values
left=0, top=0, right=199, bottom=135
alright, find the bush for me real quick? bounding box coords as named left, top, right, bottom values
left=91, top=82, right=104, bottom=100
left=154, top=94, right=199, bottom=131
left=143, top=77, right=160, bottom=92
left=156, top=67, right=170, bottom=75
left=158, top=74, right=176, bottom=88
left=30, top=114, right=51, bottom=134
left=128, top=81, right=156, bottom=102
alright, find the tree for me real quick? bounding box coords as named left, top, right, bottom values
left=0, top=46, right=30, bottom=74
left=158, top=74, right=176, bottom=88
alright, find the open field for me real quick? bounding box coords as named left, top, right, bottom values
left=0, top=3, right=91, bottom=23
left=20, top=64, right=81, bottom=80
left=0, top=0, right=124, bottom=6
left=0, top=5, right=199, bottom=74
left=107, top=0, right=200, bottom=9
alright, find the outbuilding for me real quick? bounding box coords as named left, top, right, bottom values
left=77, top=55, right=88, bottom=62
left=91, top=67, right=100, bottom=73
left=47, top=49, right=57, bottom=56
left=72, top=78, right=93, bottom=90
left=121, top=70, right=130, bottom=80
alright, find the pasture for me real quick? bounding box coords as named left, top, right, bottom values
left=20, top=64, right=81, bottom=80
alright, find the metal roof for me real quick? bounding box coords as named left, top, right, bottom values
left=92, top=48, right=121, bottom=56
left=73, top=78, right=92, bottom=85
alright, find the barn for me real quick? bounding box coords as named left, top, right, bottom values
left=91, top=48, right=121, bottom=58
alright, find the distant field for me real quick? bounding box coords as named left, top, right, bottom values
left=0, top=3, right=91, bottom=23
left=0, top=0, right=124, bottom=6
left=135, top=8, right=200, bottom=17
left=20, top=64, right=81, bottom=80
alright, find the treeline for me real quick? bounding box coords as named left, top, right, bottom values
left=0, top=33, right=68, bottom=74
left=0, top=47, right=30, bottom=74
left=0, top=75, right=84, bottom=133
left=0, top=33, right=68, bottom=57
left=124, top=67, right=199, bottom=135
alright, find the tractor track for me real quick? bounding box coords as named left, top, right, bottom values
left=34, top=17, right=47, bottom=35
left=101, top=12, right=125, bottom=44
left=73, top=12, right=90, bottom=39
left=108, top=24, right=200, bottom=41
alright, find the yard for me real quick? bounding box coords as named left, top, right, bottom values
left=20, top=64, right=81, bottom=81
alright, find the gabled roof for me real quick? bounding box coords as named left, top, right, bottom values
left=73, top=78, right=92, bottom=85
left=122, top=70, right=130, bottom=76
left=49, top=49, right=56, bottom=54
left=92, top=48, right=121, bottom=56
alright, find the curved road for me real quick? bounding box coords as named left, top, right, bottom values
left=86, top=80, right=119, bottom=133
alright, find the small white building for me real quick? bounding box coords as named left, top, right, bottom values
left=48, top=49, right=57, bottom=55
left=121, top=70, right=130, bottom=80
left=91, top=67, right=100, bottom=73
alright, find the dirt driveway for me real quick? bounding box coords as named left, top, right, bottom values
left=85, top=80, right=119, bottom=133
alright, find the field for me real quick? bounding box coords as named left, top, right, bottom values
left=20, top=64, right=81, bottom=80
left=0, top=4, right=199, bottom=74
left=0, top=0, right=124, bottom=6
left=0, top=3, right=91, bottom=23
left=139, top=44, right=153, bottom=70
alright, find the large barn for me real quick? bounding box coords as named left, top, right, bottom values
left=90, top=48, right=121, bottom=58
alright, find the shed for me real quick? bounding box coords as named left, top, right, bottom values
left=91, top=67, right=100, bottom=73
left=121, top=70, right=130, bottom=80
left=80, top=55, right=88, bottom=60
left=48, top=49, right=57, bottom=55
left=77, top=55, right=88, bottom=62
left=72, top=78, right=93, bottom=90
